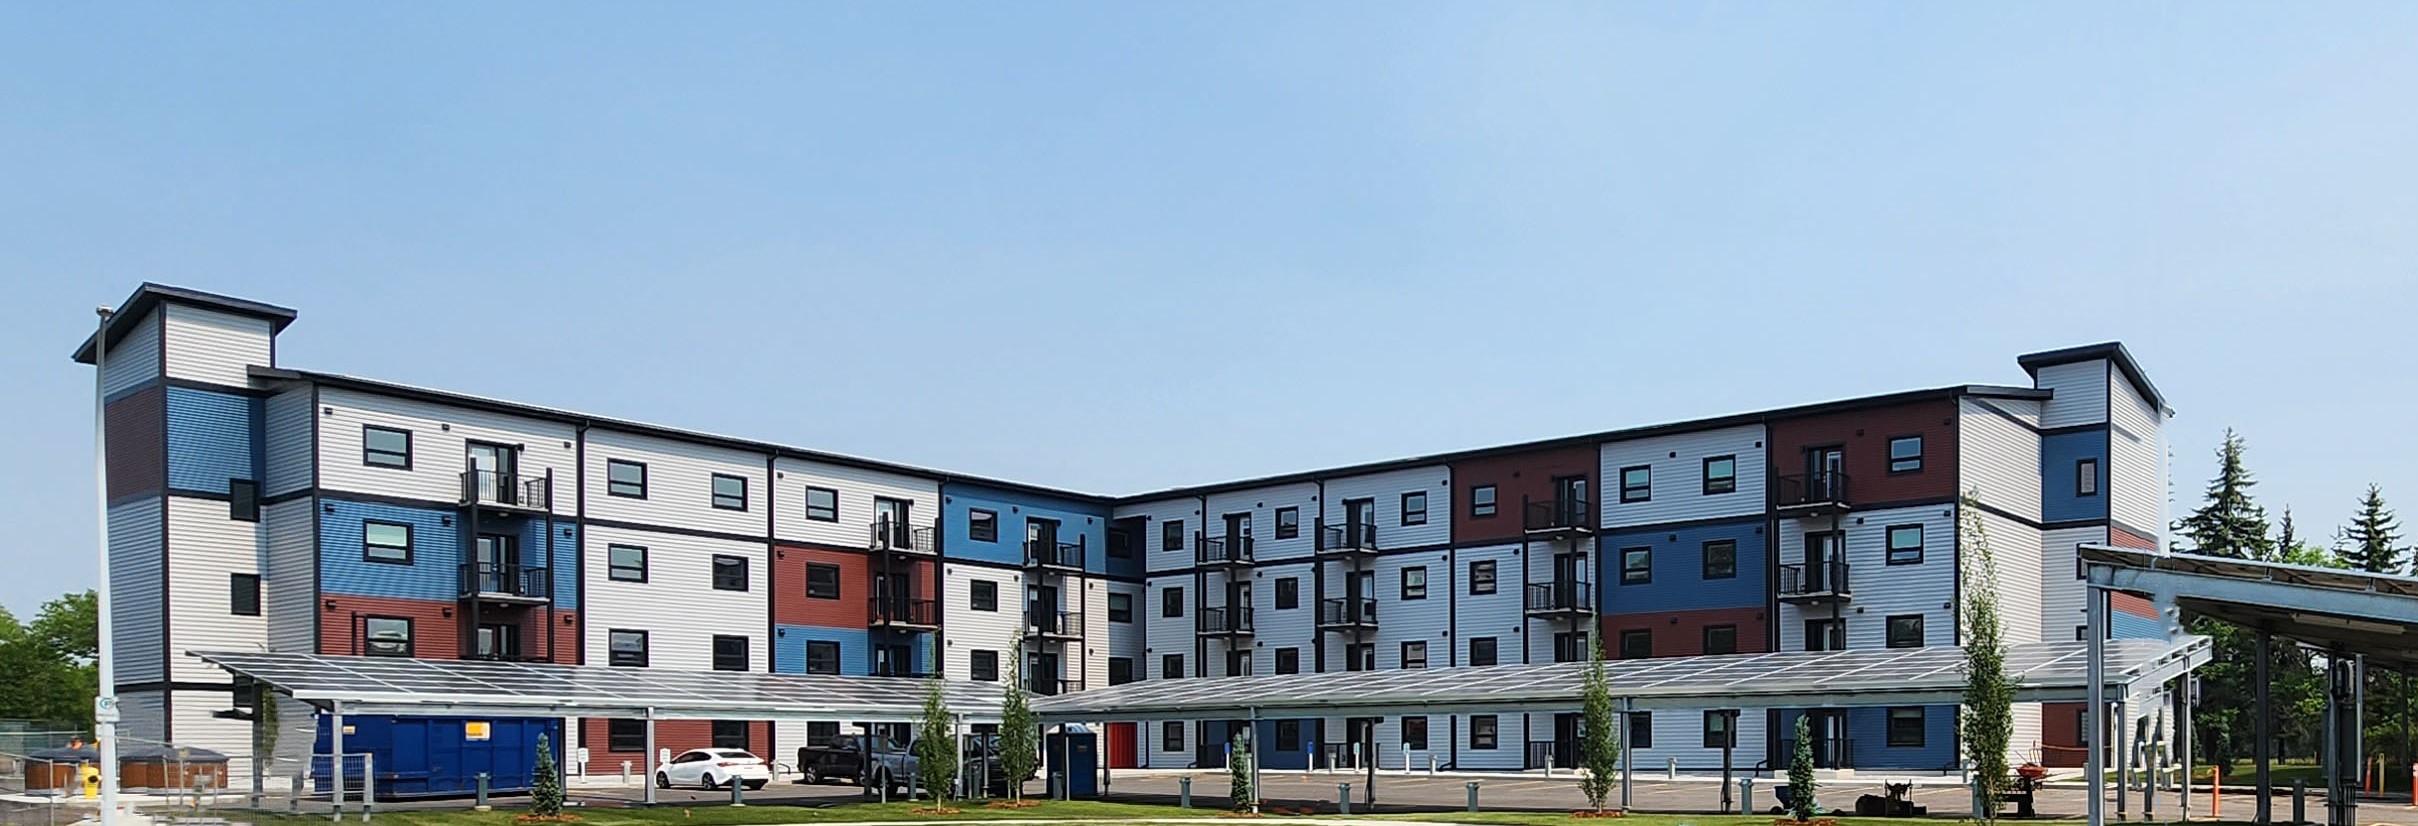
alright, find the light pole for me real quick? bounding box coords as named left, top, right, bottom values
left=91, top=306, right=123, bottom=826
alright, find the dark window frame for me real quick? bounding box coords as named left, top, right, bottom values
left=607, top=544, right=648, bottom=582
left=1629, top=712, right=1653, bottom=749
left=805, top=640, right=841, bottom=675
left=1275, top=577, right=1299, bottom=610
left=1275, top=507, right=1300, bottom=540
left=1161, top=587, right=1183, bottom=618
left=1702, top=539, right=1737, bottom=580
left=1401, top=640, right=1428, bottom=669
left=361, top=425, right=413, bottom=470
left=1470, top=715, right=1499, bottom=750
left=1108, top=657, right=1135, bottom=685
left=608, top=629, right=650, bottom=667
left=1403, top=716, right=1430, bottom=751
left=1400, top=492, right=1428, bottom=526
left=608, top=719, right=646, bottom=752
left=1887, top=435, right=1924, bottom=474
left=711, top=554, right=750, bottom=592
left=1470, top=485, right=1497, bottom=518
left=1469, top=636, right=1497, bottom=667
left=1276, top=720, right=1302, bottom=752
left=712, top=720, right=749, bottom=750
left=710, top=474, right=749, bottom=511
left=1886, top=524, right=1925, bottom=565
left=969, top=509, right=1000, bottom=543
left=972, top=579, right=999, bottom=612
left=1702, top=455, right=1737, bottom=495
left=1162, top=519, right=1184, bottom=551
left=1162, top=721, right=1185, bottom=752
left=805, top=563, right=840, bottom=600
left=229, top=478, right=259, bottom=522
left=1161, top=653, right=1184, bottom=680
left=362, top=520, right=414, bottom=566
left=970, top=650, right=999, bottom=682
left=1401, top=566, right=1428, bottom=600
left=1805, top=618, right=1845, bottom=652
left=606, top=459, right=648, bottom=499
left=363, top=616, right=413, bottom=657
left=1886, top=614, right=1926, bottom=649
left=229, top=573, right=261, bottom=616
left=1702, top=711, right=1736, bottom=748
left=712, top=634, right=750, bottom=672
left=1886, top=706, right=1927, bottom=748
left=1619, top=628, right=1652, bottom=660
left=2077, top=458, right=2100, bottom=497
left=1703, top=624, right=1738, bottom=655
left=1275, top=647, right=1300, bottom=675
left=1107, top=592, right=1133, bottom=623
left=804, top=487, right=839, bottom=522
left=1469, top=559, right=1497, bottom=595
left=1621, top=546, right=1652, bottom=585
left=1107, top=528, right=1134, bottom=559
left=1619, top=464, right=1652, bottom=503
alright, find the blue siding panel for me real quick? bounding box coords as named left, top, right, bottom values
left=165, top=386, right=258, bottom=494
left=1846, top=705, right=1959, bottom=771
left=2041, top=430, right=2110, bottom=523
left=533, top=522, right=580, bottom=610
left=2111, top=611, right=2164, bottom=640
left=774, top=625, right=870, bottom=675
left=321, top=499, right=459, bottom=601
left=1599, top=518, right=1769, bottom=613
left=941, top=484, right=1111, bottom=570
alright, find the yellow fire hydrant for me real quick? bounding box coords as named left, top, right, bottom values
left=78, top=764, right=101, bottom=799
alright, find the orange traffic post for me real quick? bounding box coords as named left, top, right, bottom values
left=2212, top=764, right=2221, bottom=819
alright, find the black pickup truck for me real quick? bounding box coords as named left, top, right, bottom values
left=796, top=734, right=1019, bottom=797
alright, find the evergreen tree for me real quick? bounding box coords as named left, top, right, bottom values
left=1578, top=629, right=1618, bottom=811
left=2338, top=485, right=2405, bottom=574
left=1227, top=732, right=1254, bottom=812
left=1788, top=715, right=1818, bottom=822
left=1959, top=494, right=2014, bottom=821
left=2174, top=430, right=2274, bottom=560
left=998, top=634, right=1040, bottom=801
left=530, top=732, right=563, bottom=816
left=915, top=675, right=959, bottom=803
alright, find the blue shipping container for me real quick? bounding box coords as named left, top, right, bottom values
left=313, top=715, right=561, bottom=798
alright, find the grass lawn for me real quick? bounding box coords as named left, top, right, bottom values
left=2097, top=760, right=2325, bottom=788
left=224, top=801, right=2239, bottom=826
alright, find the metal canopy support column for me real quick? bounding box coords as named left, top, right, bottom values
left=330, top=702, right=346, bottom=823
left=2086, top=584, right=2107, bottom=826
left=2257, top=630, right=2273, bottom=823
left=2115, top=698, right=2128, bottom=819
left=1246, top=707, right=1261, bottom=814
left=1619, top=698, right=1634, bottom=812
left=642, top=709, right=657, bottom=806
left=2326, top=652, right=2359, bottom=826
left=2179, top=670, right=2194, bottom=818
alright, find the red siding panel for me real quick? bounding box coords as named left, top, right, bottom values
left=2108, top=525, right=2158, bottom=550
left=1767, top=398, right=1961, bottom=506
left=580, top=719, right=773, bottom=775
left=2040, top=702, right=2087, bottom=767
left=1450, top=445, right=1598, bottom=545
left=774, top=544, right=933, bottom=627
left=318, top=596, right=461, bottom=659
left=1599, top=607, right=1769, bottom=658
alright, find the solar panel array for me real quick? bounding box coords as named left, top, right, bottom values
left=2082, top=544, right=2418, bottom=599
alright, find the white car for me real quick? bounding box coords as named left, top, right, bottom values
left=656, top=748, right=771, bottom=791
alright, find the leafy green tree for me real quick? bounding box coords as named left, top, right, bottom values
left=1787, top=715, right=1818, bottom=822
left=530, top=732, right=563, bottom=816
left=2174, top=430, right=2273, bottom=560
left=1578, top=629, right=1618, bottom=812
left=0, top=593, right=96, bottom=727
left=1959, top=494, right=2014, bottom=820
left=998, top=635, right=1039, bottom=801
left=2337, top=485, right=2405, bottom=574
left=1227, top=732, right=1254, bottom=812
left=914, top=676, right=959, bottom=803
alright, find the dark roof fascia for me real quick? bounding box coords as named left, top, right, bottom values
left=2016, top=341, right=2169, bottom=415
left=72, top=283, right=300, bottom=364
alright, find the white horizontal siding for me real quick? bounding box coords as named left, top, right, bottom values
left=1207, top=482, right=1319, bottom=563
left=1081, top=576, right=1111, bottom=689
left=1452, top=544, right=1523, bottom=666
left=162, top=304, right=273, bottom=388
left=101, top=309, right=162, bottom=397
left=264, top=388, right=314, bottom=496
left=943, top=564, right=1020, bottom=681
left=2040, top=526, right=2106, bottom=642
left=1106, top=581, right=1146, bottom=671
left=1115, top=498, right=1200, bottom=575
left=1250, top=561, right=1316, bottom=674
left=1978, top=510, right=2045, bottom=646
left=1601, top=425, right=1768, bottom=528
left=2034, top=361, right=2109, bottom=429
left=1775, top=504, right=1957, bottom=651
left=111, top=498, right=166, bottom=684
left=317, top=387, right=579, bottom=514
left=168, top=695, right=257, bottom=780
left=2108, top=376, right=2164, bottom=542
left=1146, top=720, right=1194, bottom=768
left=1455, top=713, right=1522, bottom=770
left=772, top=457, right=940, bottom=548
left=2010, top=701, right=2042, bottom=767
left=1145, top=575, right=1190, bottom=680
left=1627, top=708, right=1770, bottom=771
left=118, top=691, right=168, bottom=744
left=167, top=498, right=268, bottom=683
left=1321, top=466, right=1452, bottom=550
left=265, top=499, right=316, bottom=653
left=1374, top=550, right=1452, bottom=669
left=582, top=525, right=767, bottom=672
left=1959, top=399, right=2042, bottom=521
left=586, top=428, right=768, bottom=536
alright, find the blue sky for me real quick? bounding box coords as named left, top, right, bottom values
left=3, top=3, right=2413, bottom=614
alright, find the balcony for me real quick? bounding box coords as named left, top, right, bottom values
left=1523, top=498, right=1595, bottom=538
left=1196, top=536, right=1254, bottom=570
left=1317, top=597, right=1377, bottom=632
left=1026, top=608, right=1084, bottom=641
left=1774, top=472, right=1852, bottom=517
left=1196, top=605, right=1254, bottom=638
left=1776, top=561, right=1852, bottom=603
left=1024, top=539, right=1086, bottom=573
left=1523, top=580, right=1596, bottom=619
left=870, top=520, right=939, bottom=555
left=1779, top=737, right=1855, bottom=769
left=457, top=563, right=550, bottom=605
left=1316, top=521, right=1379, bottom=557
left=870, top=595, right=940, bottom=629
left=459, top=470, right=551, bottom=513
left=1027, top=675, right=1086, bottom=697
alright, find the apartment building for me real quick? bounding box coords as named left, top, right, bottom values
left=77, top=284, right=2170, bottom=776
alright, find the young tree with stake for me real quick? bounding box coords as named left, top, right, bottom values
left=1960, top=491, right=2014, bottom=822
left=999, top=634, right=1040, bottom=801
left=1579, top=628, right=1619, bottom=812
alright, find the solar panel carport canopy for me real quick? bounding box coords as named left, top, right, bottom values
left=1029, top=638, right=2208, bottom=721
left=196, top=650, right=1006, bottom=723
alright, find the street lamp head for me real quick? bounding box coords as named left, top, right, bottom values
left=96, top=305, right=113, bottom=319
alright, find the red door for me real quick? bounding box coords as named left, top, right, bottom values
left=1105, top=722, right=1138, bottom=768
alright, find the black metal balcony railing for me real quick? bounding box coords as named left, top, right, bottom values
left=1523, top=580, right=1596, bottom=614
left=1024, top=539, right=1086, bottom=571
left=1779, top=737, right=1856, bottom=769
left=870, top=520, right=938, bottom=554
left=871, top=664, right=932, bottom=679
left=1317, top=521, right=1379, bottom=554
left=1318, top=597, right=1378, bottom=628
left=1197, top=536, right=1255, bottom=567
left=1027, top=676, right=1086, bottom=697
left=870, top=595, right=939, bottom=627
left=460, top=470, right=551, bottom=511
left=1026, top=608, right=1085, bottom=638
left=1777, top=561, right=1852, bottom=600
left=1524, top=498, right=1594, bottom=534
left=1524, top=740, right=1578, bottom=770
left=1197, top=605, right=1254, bottom=635
left=458, top=563, right=550, bottom=600
left=1774, top=471, right=1853, bottom=512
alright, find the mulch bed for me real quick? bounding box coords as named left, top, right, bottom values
left=512, top=815, right=582, bottom=824
left=1571, top=810, right=1627, bottom=819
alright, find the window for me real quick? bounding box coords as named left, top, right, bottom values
left=710, top=474, right=748, bottom=510
left=1275, top=577, right=1299, bottom=610
left=972, top=580, right=999, bottom=612
left=1887, top=614, right=1926, bottom=648
left=1403, top=716, right=1430, bottom=751
left=2077, top=458, right=2100, bottom=496
left=1469, top=637, right=1498, bottom=667
left=800, top=721, right=839, bottom=748
left=1470, top=485, right=1497, bottom=518
left=1161, top=587, right=1183, bottom=618
left=1402, top=641, right=1428, bottom=669
left=1471, top=715, right=1499, bottom=750
left=970, top=509, right=999, bottom=542
left=1554, top=631, right=1586, bottom=663
left=804, top=487, right=839, bottom=521
left=362, top=521, right=413, bottom=565
left=1888, top=436, right=1924, bottom=473
left=608, top=719, right=646, bottom=753
left=1108, top=592, right=1133, bottom=623
left=1108, top=657, right=1134, bottom=685
left=1161, top=654, right=1184, bottom=680
left=1887, top=707, right=1926, bottom=748
left=1628, top=712, right=1653, bottom=749
left=1401, top=566, right=1428, bottom=600
left=1887, top=524, right=1925, bottom=565
left=1469, top=560, right=1497, bottom=595
left=712, top=555, right=749, bottom=591
left=606, top=459, right=647, bottom=498
left=362, top=617, right=412, bottom=657
left=1702, top=539, right=1737, bottom=580
left=1702, top=455, right=1737, bottom=495
left=606, top=629, right=650, bottom=667
left=806, top=563, right=840, bottom=599
left=1703, top=624, right=1737, bottom=656
left=1276, top=720, right=1301, bottom=752
left=1703, top=711, right=1735, bottom=748
left=1619, top=629, right=1652, bottom=660
left=608, top=545, right=648, bottom=582
left=712, top=635, right=749, bottom=672
left=713, top=720, right=749, bottom=750
left=1400, top=492, right=1428, bottom=525
left=229, top=479, right=259, bottom=522
left=1162, top=721, right=1185, bottom=753
left=1162, top=520, right=1184, bottom=551
left=1805, top=619, right=1845, bottom=652
left=1621, top=547, right=1651, bottom=584
left=806, top=641, right=840, bottom=675
left=362, top=426, right=412, bottom=469
left=1273, top=647, right=1301, bottom=675
left=1619, top=465, right=1651, bottom=503
left=1275, top=507, right=1300, bottom=539
left=229, top=573, right=261, bottom=616
left=971, top=650, right=999, bottom=682
left=1108, top=529, right=1134, bottom=559
left=1346, top=643, right=1375, bottom=672
left=1222, top=650, right=1251, bottom=678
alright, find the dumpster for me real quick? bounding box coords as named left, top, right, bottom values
left=313, top=715, right=561, bottom=798
left=24, top=747, right=96, bottom=791
left=120, top=744, right=231, bottom=789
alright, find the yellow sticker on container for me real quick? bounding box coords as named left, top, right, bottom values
left=465, top=721, right=492, bottom=741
